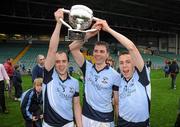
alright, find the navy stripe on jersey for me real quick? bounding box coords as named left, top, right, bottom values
left=82, top=95, right=114, bottom=122
left=136, top=66, right=149, bottom=87
left=81, top=60, right=111, bottom=76
left=59, top=74, right=71, bottom=83
left=43, top=87, right=71, bottom=126
left=118, top=116, right=149, bottom=127
left=43, top=67, right=53, bottom=84
left=81, top=60, right=86, bottom=77
left=137, top=66, right=151, bottom=113
left=92, top=64, right=110, bottom=73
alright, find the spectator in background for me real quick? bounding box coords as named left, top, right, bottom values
left=106, top=56, right=115, bottom=68
left=28, top=68, right=32, bottom=76
left=0, top=63, right=9, bottom=114
left=13, top=64, right=22, bottom=101
left=175, top=115, right=180, bottom=127
left=164, top=61, right=170, bottom=78
left=21, top=78, right=43, bottom=127
left=169, top=59, right=179, bottom=89
left=22, top=63, right=26, bottom=73
left=146, top=58, right=152, bottom=72
left=4, top=58, right=14, bottom=99
left=69, top=66, right=74, bottom=76
left=175, top=98, right=180, bottom=127
left=32, top=54, right=45, bottom=82
left=19, top=62, right=26, bottom=73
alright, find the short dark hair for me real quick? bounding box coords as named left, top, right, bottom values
left=6, top=58, right=12, bottom=61
left=14, top=64, right=19, bottom=70
left=118, top=51, right=129, bottom=57
left=56, top=51, right=69, bottom=62
left=94, top=41, right=109, bottom=53
left=172, top=60, right=177, bottom=64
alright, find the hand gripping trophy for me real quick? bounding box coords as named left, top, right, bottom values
left=60, top=5, right=99, bottom=41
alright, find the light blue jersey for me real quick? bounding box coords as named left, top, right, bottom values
left=43, top=67, right=79, bottom=127
left=118, top=66, right=151, bottom=125
left=81, top=60, right=120, bottom=122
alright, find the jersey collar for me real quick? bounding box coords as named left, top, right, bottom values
left=58, top=73, right=71, bottom=83
left=92, top=64, right=109, bottom=73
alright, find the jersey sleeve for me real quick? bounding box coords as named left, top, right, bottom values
left=112, top=72, right=121, bottom=91
left=74, top=79, right=80, bottom=97
left=43, top=67, right=54, bottom=84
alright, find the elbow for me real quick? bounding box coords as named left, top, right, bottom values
left=127, top=44, right=136, bottom=52
left=69, top=45, right=79, bottom=54
left=69, top=44, right=78, bottom=51
left=69, top=41, right=82, bottom=51
left=69, top=45, right=73, bottom=51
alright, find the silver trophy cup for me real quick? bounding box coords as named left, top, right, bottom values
left=60, top=5, right=99, bottom=41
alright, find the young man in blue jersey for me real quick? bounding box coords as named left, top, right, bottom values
left=69, top=22, right=120, bottom=126
left=42, top=9, right=82, bottom=127
left=95, top=20, right=151, bottom=127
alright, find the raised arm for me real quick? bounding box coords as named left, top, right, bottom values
left=69, top=23, right=101, bottom=67
left=69, top=40, right=85, bottom=67
left=95, top=20, right=144, bottom=72
left=45, top=9, right=63, bottom=71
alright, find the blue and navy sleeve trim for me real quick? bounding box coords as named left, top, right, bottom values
left=80, top=60, right=86, bottom=77
left=137, top=65, right=150, bottom=87
left=73, top=92, right=79, bottom=97
left=43, top=67, right=54, bottom=84
left=113, top=85, right=119, bottom=91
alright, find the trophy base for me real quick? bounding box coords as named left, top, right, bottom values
left=68, top=29, right=86, bottom=41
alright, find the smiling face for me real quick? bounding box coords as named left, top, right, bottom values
left=55, top=52, right=69, bottom=75
left=93, top=42, right=109, bottom=65
left=119, top=53, right=134, bottom=80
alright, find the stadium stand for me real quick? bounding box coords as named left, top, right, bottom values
left=159, top=53, right=180, bottom=61
left=19, top=43, right=48, bottom=70
left=0, top=41, right=177, bottom=71
left=141, top=54, right=165, bottom=69
left=18, top=42, right=80, bottom=72
left=0, top=42, right=27, bottom=63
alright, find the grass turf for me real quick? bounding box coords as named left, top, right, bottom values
left=0, top=69, right=180, bottom=127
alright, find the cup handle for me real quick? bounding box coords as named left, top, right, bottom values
left=93, top=17, right=100, bottom=21
left=60, top=8, right=70, bottom=14
left=59, top=18, right=72, bottom=29
left=84, top=29, right=98, bottom=33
